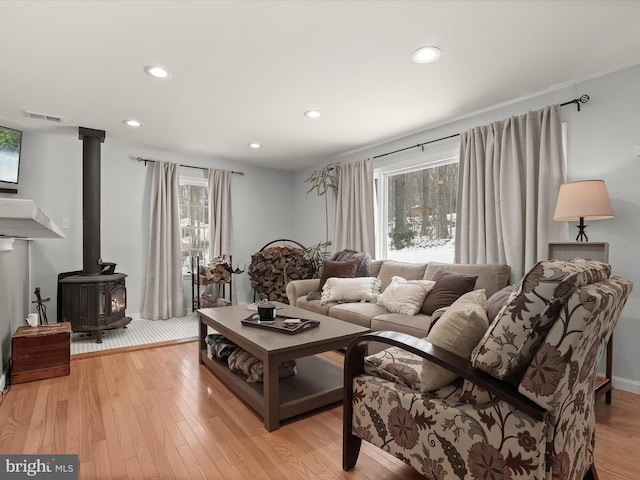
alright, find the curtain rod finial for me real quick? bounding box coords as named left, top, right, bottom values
left=576, top=94, right=589, bottom=112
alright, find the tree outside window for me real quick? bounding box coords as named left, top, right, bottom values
left=378, top=159, right=458, bottom=263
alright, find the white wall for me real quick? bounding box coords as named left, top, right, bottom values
left=290, top=168, right=335, bottom=250
left=292, top=64, right=640, bottom=391
left=0, top=239, right=29, bottom=389
left=2, top=128, right=294, bottom=319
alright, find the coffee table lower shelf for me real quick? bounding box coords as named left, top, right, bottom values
left=200, top=349, right=343, bottom=426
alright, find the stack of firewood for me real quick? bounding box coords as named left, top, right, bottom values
left=197, top=257, right=232, bottom=285
left=248, top=245, right=313, bottom=303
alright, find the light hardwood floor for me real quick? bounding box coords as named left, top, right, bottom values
left=0, top=341, right=637, bottom=479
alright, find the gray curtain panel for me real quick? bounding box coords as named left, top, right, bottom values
left=141, top=161, right=186, bottom=320
left=456, top=105, right=565, bottom=281
left=333, top=158, right=375, bottom=256
left=208, top=168, right=233, bottom=302
left=208, top=168, right=233, bottom=259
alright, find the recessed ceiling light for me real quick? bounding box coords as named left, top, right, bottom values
left=123, top=119, right=142, bottom=127
left=248, top=143, right=261, bottom=149
left=411, top=46, right=441, bottom=64
left=143, top=65, right=170, bottom=78
left=304, top=110, right=321, bottom=118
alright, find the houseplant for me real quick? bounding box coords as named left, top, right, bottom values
left=304, top=163, right=338, bottom=277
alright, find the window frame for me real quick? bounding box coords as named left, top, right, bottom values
left=374, top=144, right=459, bottom=260
left=179, top=170, right=209, bottom=275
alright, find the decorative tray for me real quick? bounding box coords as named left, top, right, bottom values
left=241, top=314, right=320, bottom=335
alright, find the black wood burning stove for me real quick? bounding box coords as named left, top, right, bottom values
left=57, top=127, right=131, bottom=343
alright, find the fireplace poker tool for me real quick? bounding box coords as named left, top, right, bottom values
left=32, top=287, right=50, bottom=325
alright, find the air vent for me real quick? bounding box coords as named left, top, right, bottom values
left=23, top=110, right=64, bottom=123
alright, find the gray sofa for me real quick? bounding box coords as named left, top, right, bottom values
left=286, top=260, right=511, bottom=338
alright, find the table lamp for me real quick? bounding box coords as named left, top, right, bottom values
left=553, top=180, right=614, bottom=242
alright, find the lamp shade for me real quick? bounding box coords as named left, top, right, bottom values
left=553, top=180, right=614, bottom=221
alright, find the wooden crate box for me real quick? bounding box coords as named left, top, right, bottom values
left=11, top=322, right=71, bottom=384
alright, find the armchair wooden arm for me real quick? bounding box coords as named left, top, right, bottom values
left=344, top=331, right=546, bottom=422
left=343, top=331, right=548, bottom=470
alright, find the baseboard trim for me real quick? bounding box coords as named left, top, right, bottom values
left=72, top=336, right=197, bottom=360
left=612, top=376, right=640, bottom=394
left=0, top=365, right=7, bottom=391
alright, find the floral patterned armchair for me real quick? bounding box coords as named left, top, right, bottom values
left=343, top=259, right=632, bottom=480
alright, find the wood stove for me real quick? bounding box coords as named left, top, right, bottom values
left=57, top=127, right=131, bottom=343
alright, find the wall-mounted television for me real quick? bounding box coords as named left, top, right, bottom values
left=0, top=125, right=23, bottom=184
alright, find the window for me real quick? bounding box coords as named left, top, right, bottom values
left=375, top=146, right=459, bottom=263
left=179, top=173, right=209, bottom=275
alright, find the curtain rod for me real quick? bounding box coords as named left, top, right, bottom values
left=136, top=157, right=244, bottom=176
left=373, top=94, right=590, bottom=160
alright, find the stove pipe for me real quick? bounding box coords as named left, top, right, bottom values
left=78, top=127, right=105, bottom=276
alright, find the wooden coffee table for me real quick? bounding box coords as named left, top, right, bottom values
left=198, top=302, right=369, bottom=431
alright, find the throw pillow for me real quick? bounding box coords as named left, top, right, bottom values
left=306, top=259, right=359, bottom=300
left=377, top=260, right=428, bottom=292
left=330, top=249, right=372, bottom=277
left=486, top=285, right=516, bottom=321
left=421, top=269, right=478, bottom=315
left=420, top=289, right=489, bottom=392
left=424, top=262, right=511, bottom=298
left=376, top=276, right=436, bottom=316
left=321, top=276, right=381, bottom=304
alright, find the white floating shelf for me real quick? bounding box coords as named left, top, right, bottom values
left=0, top=238, right=14, bottom=251
left=0, top=199, right=64, bottom=239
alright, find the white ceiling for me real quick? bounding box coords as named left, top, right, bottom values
left=2, top=1, right=640, bottom=171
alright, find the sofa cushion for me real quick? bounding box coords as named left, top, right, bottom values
left=363, top=347, right=464, bottom=398
left=471, top=259, right=611, bottom=381
left=319, top=259, right=359, bottom=288
left=320, top=276, right=381, bottom=304
left=363, top=345, right=423, bottom=390
left=420, top=289, right=489, bottom=392
left=370, top=313, right=434, bottom=339
left=424, top=261, right=511, bottom=298
left=328, top=302, right=388, bottom=329
left=376, top=276, right=435, bottom=315
left=486, top=285, right=516, bottom=321
left=369, top=259, right=384, bottom=278
left=306, top=259, right=359, bottom=300
left=294, top=296, right=336, bottom=316
left=421, top=269, right=477, bottom=315
left=377, top=260, right=428, bottom=292
left=330, top=249, right=372, bottom=277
